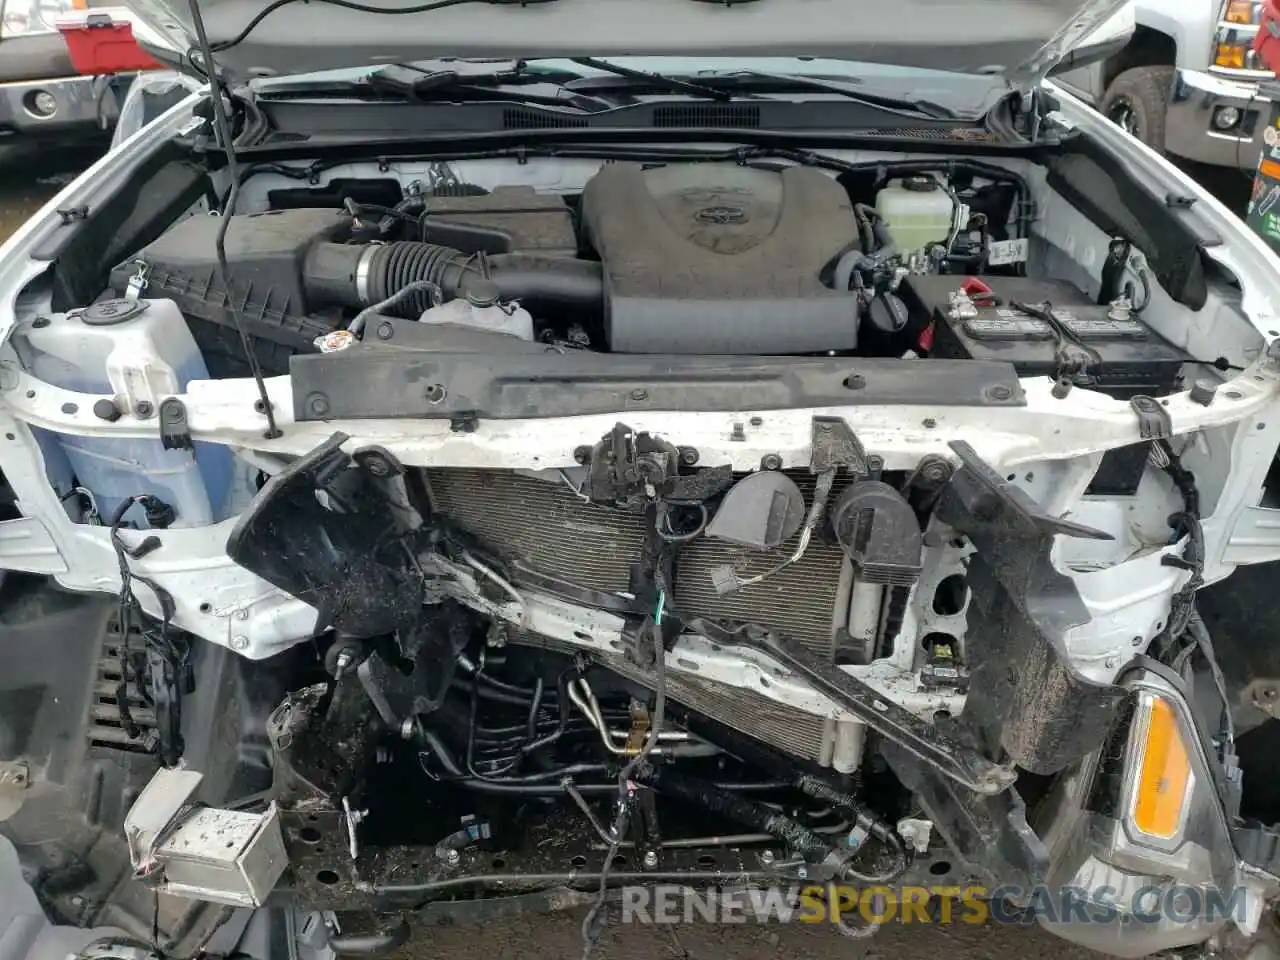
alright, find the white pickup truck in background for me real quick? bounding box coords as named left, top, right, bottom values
left=1056, top=0, right=1274, bottom=169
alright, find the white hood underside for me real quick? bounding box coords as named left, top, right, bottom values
left=124, top=0, right=1128, bottom=87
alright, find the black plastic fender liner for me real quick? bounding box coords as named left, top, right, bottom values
left=225, top=432, right=425, bottom=638
left=935, top=441, right=1126, bottom=775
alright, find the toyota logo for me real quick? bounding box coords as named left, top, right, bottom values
left=695, top=205, right=747, bottom=225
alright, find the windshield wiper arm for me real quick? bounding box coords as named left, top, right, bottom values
left=567, top=56, right=732, bottom=102
left=710, top=70, right=957, bottom=120
left=271, top=63, right=613, bottom=112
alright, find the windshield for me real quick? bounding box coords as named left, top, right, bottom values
left=250, top=57, right=1011, bottom=121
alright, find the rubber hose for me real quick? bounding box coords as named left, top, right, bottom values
left=365, top=242, right=605, bottom=317
left=647, top=768, right=833, bottom=861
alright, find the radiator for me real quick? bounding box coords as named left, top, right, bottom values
left=425, top=468, right=852, bottom=659
left=511, top=630, right=833, bottom=765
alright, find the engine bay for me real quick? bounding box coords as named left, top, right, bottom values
left=90, top=156, right=1184, bottom=387
left=2, top=122, right=1275, bottom=959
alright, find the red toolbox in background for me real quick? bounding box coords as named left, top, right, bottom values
left=55, top=11, right=164, bottom=75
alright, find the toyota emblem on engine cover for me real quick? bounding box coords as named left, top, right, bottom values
left=695, top=205, right=747, bottom=225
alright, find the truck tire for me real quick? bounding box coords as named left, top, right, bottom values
left=1099, top=65, right=1176, bottom=152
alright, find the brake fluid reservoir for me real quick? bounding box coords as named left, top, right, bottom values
left=17, top=298, right=232, bottom=527
left=874, top=176, right=955, bottom=254
left=417, top=279, right=534, bottom=341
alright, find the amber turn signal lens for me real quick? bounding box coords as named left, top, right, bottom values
left=1225, top=0, right=1259, bottom=23
left=1131, top=695, right=1193, bottom=841
left=1215, top=42, right=1249, bottom=68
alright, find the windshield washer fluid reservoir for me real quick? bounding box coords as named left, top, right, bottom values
left=417, top=280, right=534, bottom=341
left=16, top=298, right=232, bottom=528
left=874, top=176, right=955, bottom=255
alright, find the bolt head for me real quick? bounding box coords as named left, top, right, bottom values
left=376, top=322, right=394, bottom=340
left=230, top=635, right=248, bottom=651
left=446, top=849, right=460, bottom=865
left=643, top=850, right=658, bottom=868
left=761, top=454, right=782, bottom=471
left=235, top=608, right=249, bottom=621
left=760, top=850, right=775, bottom=865
left=630, top=388, right=648, bottom=401
left=680, top=447, right=699, bottom=465
left=308, top=394, right=330, bottom=417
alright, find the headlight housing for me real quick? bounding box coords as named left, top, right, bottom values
left=1032, top=664, right=1253, bottom=958
left=1212, top=0, right=1270, bottom=74
left=0, top=0, right=83, bottom=38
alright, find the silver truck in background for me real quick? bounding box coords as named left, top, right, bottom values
left=1055, top=0, right=1273, bottom=169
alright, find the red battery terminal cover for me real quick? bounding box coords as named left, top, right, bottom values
left=918, top=277, right=999, bottom=352
left=960, top=276, right=998, bottom=304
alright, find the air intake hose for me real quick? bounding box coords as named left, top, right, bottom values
left=305, top=240, right=604, bottom=318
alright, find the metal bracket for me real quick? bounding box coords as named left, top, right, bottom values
left=123, top=767, right=287, bottom=907
left=688, top=618, right=1017, bottom=796
left=810, top=416, right=869, bottom=475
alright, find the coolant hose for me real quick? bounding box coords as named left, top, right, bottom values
left=305, top=240, right=604, bottom=318
left=646, top=768, right=833, bottom=862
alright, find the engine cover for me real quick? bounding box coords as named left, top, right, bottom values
left=580, top=163, right=860, bottom=354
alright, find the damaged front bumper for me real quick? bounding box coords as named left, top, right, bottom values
left=4, top=334, right=1280, bottom=953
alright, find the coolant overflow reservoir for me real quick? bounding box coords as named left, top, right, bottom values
left=874, top=176, right=955, bottom=254
left=418, top=282, right=534, bottom=341
left=17, top=298, right=232, bottom=527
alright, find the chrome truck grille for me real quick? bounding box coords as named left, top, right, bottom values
left=425, top=468, right=854, bottom=659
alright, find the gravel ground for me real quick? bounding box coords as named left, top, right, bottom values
left=0, top=146, right=1256, bottom=960
left=400, top=903, right=1110, bottom=960
left=0, top=181, right=61, bottom=243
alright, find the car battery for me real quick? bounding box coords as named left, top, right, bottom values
left=899, top=274, right=1188, bottom=396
